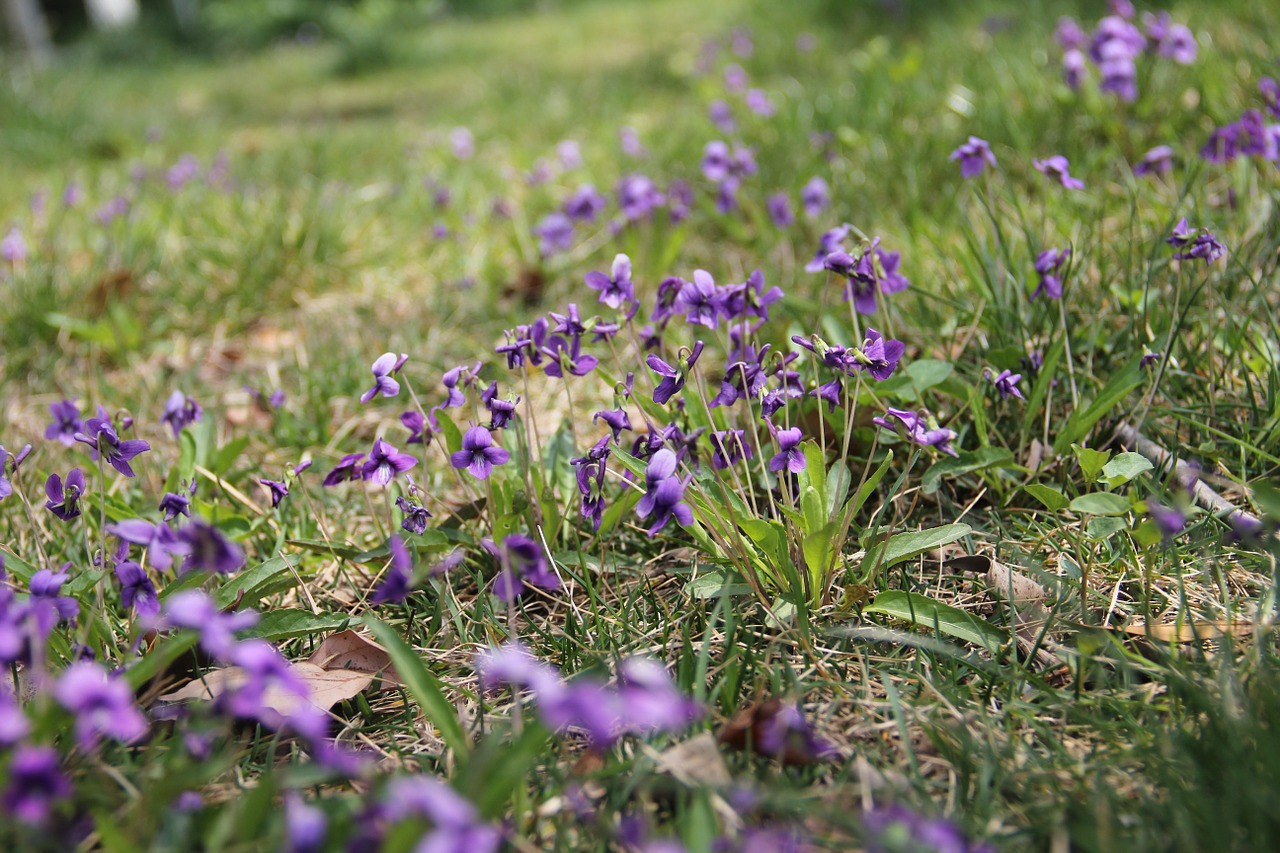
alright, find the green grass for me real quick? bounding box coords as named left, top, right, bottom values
left=2, top=0, right=1280, bottom=850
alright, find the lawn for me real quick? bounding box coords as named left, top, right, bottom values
left=2, top=0, right=1279, bottom=850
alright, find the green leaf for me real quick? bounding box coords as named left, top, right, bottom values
left=800, top=485, right=825, bottom=536
left=1054, top=358, right=1144, bottom=454
left=798, top=440, right=827, bottom=514
left=803, top=522, right=838, bottom=594
left=1087, top=516, right=1129, bottom=540
left=864, top=590, right=1006, bottom=652
left=907, top=359, right=954, bottom=392
left=1023, top=483, right=1069, bottom=511
left=241, top=609, right=353, bottom=640
left=1069, top=492, right=1132, bottom=516
left=686, top=570, right=753, bottom=599
left=212, top=555, right=302, bottom=609
left=826, top=461, right=852, bottom=518
left=875, top=523, right=972, bottom=569
left=921, top=447, right=1015, bottom=494
left=462, top=722, right=553, bottom=819
left=1101, top=451, right=1154, bottom=486
left=366, top=617, right=470, bottom=759
left=434, top=409, right=464, bottom=457
left=210, top=436, right=250, bottom=476
left=1072, top=444, right=1112, bottom=483
left=124, top=633, right=199, bottom=691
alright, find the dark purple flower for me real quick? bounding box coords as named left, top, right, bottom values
left=616, top=174, right=665, bottom=221
left=1055, top=16, right=1086, bottom=50
left=1134, top=145, right=1175, bottom=177
left=709, top=99, right=735, bottom=133
left=585, top=253, right=636, bottom=311
left=161, top=391, right=203, bottom=438
left=176, top=519, right=245, bottom=575
left=1154, top=20, right=1196, bottom=64
left=75, top=416, right=151, bottom=477
left=1147, top=500, right=1186, bottom=541
left=361, top=439, right=417, bottom=485
left=158, top=486, right=193, bottom=520
left=259, top=479, right=289, bottom=507
left=372, top=535, right=413, bottom=605
left=44, top=468, right=85, bottom=521
left=492, top=534, right=560, bottom=601
left=115, top=560, right=159, bottom=616
left=0, top=448, right=9, bottom=502
left=676, top=270, right=727, bottom=328
left=55, top=661, right=149, bottom=749
left=801, top=177, right=829, bottom=219
left=2, top=746, right=71, bottom=825
left=160, top=590, right=257, bottom=658
left=647, top=341, right=705, bottom=405
left=285, top=794, right=327, bottom=853
left=756, top=702, right=838, bottom=763
left=360, top=352, right=408, bottom=403
left=745, top=88, right=775, bottom=117
left=1033, top=247, right=1070, bottom=300
left=0, top=688, right=29, bottom=746
left=593, top=408, right=632, bottom=442
left=848, top=329, right=905, bottom=380
left=1063, top=48, right=1088, bottom=88
left=323, top=453, right=366, bottom=486
left=873, top=407, right=959, bottom=457
left=864, top=804, right=994, bottom=853
left=29, top=568, right=79, bottom=630
left=825, top=249, right=881, bottom=314
left=543, top=334, right=599, bottom=378
left=710, top=429, right=752, bottom=470
left=564, top=183, right=607, bottom=222
left=767, top=424, right=806, bottom=474
left=1141, top=351, right=1162, bottom=367
left=950, top=136, right=996, bottom=178
left=636, top=449, right=693, bottom=535
left=810, top=377, right=843, bottom=412
left=766, top=192, right=794, bottom=228
left=396, top=496, right=432, bottom=535
left=614, top=657, right=701, bottom=736
left=108, top=519, right=185, bottom=573
left=451, top=426, right=510, bottom=480
left=702, top=141, right=732, bottom=182
left=1167, top=218, right=1226, bottom=264
left=45, top=399, right=82, bottom=447
left=1033, top=155, right=1084, bottom=190
left=534, top=213, right=574, bottom=256
left=574, top=455, right=608, bottom=531
left=401, top=410, right=431, bottom=444
left=987, top=368, right=1025, bottom=400
left=805, top=224, right=849, bottom=273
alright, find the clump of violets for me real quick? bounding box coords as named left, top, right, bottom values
left=477, top=643, right=700, bottom=746
left=950, top=136, right=996, bottom=178
left=1134, top=145, right=1175, bottom=177
left=1054, top=8, right=1196, bottom=102
left=489, top=534, right=560, bottom=601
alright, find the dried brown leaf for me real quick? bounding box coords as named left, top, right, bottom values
left=306, top=629, right=402, bottom=687
left=1120, top=620, right=1256, bottom=643
left=655, top=733, right=732, bottom=787
left=158, top=663, right=373, bottom=714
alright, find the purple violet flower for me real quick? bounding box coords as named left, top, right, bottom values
left=2, top=746, right=71, bottom=826
left=44, top=468, right=85, bottom=521
left=950, top=136, right=997, bottom=178
left=161, top=391, right=203, bottom=438
left=767, top=192, right=794, bottom=228
left=116, top=560, right=159, bottom=616
left=75, top=415, right=151, bottom=478
left=585, top=253, right=636, bottom=311
left=55, top=661, right=149, bottom=749
left=767, top=423, right=806, bottom=474
left=176, top=519, right=245, bottom=575
left=636, top=449, right=693, bottom=535
left=676, top=270, right=727, bottom=328
left=372, top=535, right=413, bottom=605
left=360, top=352, right=408, bottom=403
left=986, top=369, right=1025, bottom=400
left=323, top=453, right=366, bottom=486
left=1033, top=248, right=1070, bottom=300
left=451, top=426, right=510, bottom=480
left=1134, top=145, right=1175, bottom=177
left=534, top=213, right=574, bottom=256
left=873, top=408, right=959, bottom=457
left=491, top=534, right=560, bottom=601
left=1033, top=155, right=1084, bottom=189
left=1167, top=218, right=1226, bottom=264
left=647, top=341, right=705, bottom=405
left=45, top=399, right=82, bottom=446
left=710, top=429, right=752, bottom=470
left=259, top=479, right=289, bottom=507
left=362, top=438, right=418, bottom=485
left=564, top=183, right=607, bottom=222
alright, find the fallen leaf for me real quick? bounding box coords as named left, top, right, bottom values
left=654, top=733, right=732, bottom=787
left=1120, top=620, right=1256, bottom=643
left=159, top=663, right=373, bottom=714
left=306, top=629, right=402, bottom=687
